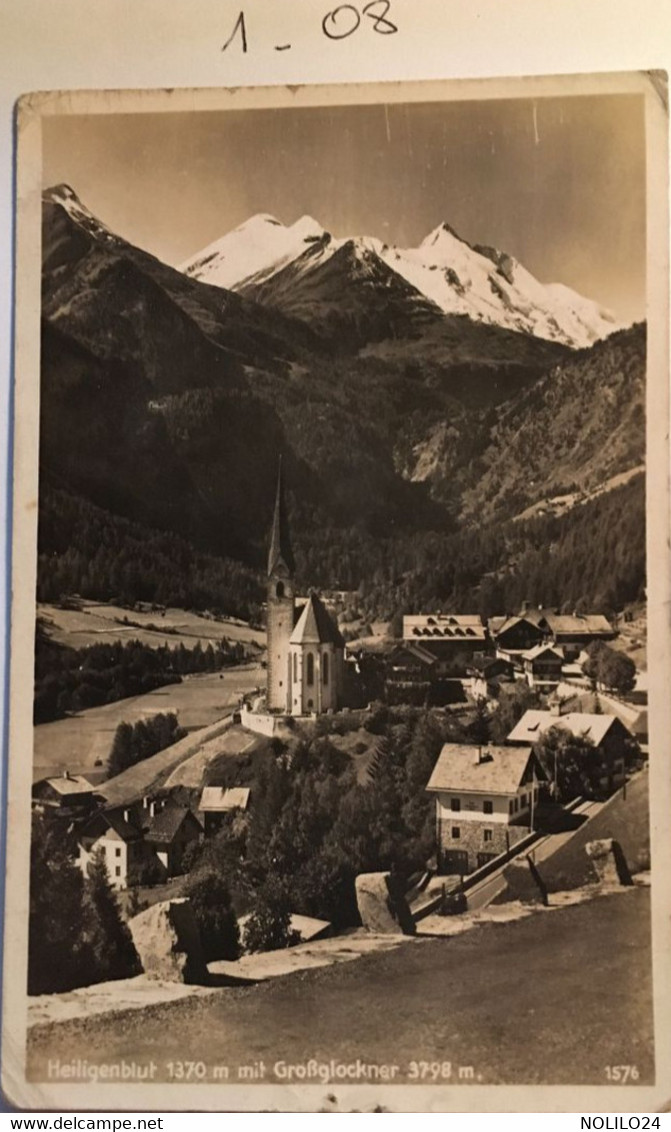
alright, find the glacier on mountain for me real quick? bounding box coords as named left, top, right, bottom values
left=181, top=213, right=621, bottom=349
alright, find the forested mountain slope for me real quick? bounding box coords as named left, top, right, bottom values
left=38, top=186, right=646, bottom=619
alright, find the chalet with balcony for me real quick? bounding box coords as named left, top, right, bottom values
left=489, top=606, right=616, bottom=661
left=521, top=644, right=564, bottom=690
left=32, top=771, right=99, bottom=817
left=384, top=641, right=437, bottom=703
left=489, top=615, right=547, bottom=660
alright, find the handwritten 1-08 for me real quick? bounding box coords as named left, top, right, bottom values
left=222, top=2, right=398, bottom=54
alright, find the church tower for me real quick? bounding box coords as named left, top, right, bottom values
left=266, top=460, right=295, bottom=712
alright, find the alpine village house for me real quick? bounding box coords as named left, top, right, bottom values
left=32, top=468, right=636, bottom=894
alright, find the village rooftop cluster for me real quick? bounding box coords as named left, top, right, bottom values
left=32, top=468, right=647, bottom=898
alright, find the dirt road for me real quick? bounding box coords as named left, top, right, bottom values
left=27, top=887, right=653, bottom=1086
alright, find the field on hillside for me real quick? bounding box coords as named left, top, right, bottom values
left=37, top=602, right=266, bottom=652
left=26, top=887, right=653, bottom=1087
left=164, top=725, right=260, bottom=789
left=33, top=665, right=264, bottom=781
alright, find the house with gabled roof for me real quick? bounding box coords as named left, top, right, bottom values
left=76, top=796, right=203, bottom=889
left=387, top=641, right=438, bottom=673
left=426, top=744, right=545, bottom=875
left=32, top=771, right=99, bottom=816
left=489, top=614, right=548, bottom=658
left=383, top=641, right=437, bottom=703
left=144, top=805, right=203, bottom=876
left=540, top=611, right=616, bottom=646
left=566, top=689, right=648, bottom=744
left=521, top=644, right=564, bottom=689
left=506, top=708, right=629, bottom=795
left=76, top=804, right=149, bottom=890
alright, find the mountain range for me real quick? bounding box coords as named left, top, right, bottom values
left=38, top=184, right=645, bottom=614
left=182, top=212, right=619, bottom=351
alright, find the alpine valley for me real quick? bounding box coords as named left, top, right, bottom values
left=38, top=185, right=646, bottom=620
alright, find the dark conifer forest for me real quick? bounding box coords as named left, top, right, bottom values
left=38, top=185, right=646, bottom=626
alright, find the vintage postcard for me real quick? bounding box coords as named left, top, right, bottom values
left=2, top=72, right=670, bottom=1112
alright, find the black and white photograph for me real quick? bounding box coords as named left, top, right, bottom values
left=3, top=73, right=670, bottom=1112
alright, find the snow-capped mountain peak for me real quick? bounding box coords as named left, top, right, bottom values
left=181, top=212, right=330, bottom=290
left=420, top=220, right=469, bottom=250
left=182, top=211, right=623, bottom=349
left=380, top=223, right=621, bottom=347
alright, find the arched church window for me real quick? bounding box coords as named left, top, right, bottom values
left=323, top=652, right=329, bottom=685
left=276, top=581, right=285, bottom=598
left=306, top=652, right=314, bottom=686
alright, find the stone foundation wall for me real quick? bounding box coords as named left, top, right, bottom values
left=438, top=817, right=530, bottom=874
left=240, top=707, right=284, bottom=738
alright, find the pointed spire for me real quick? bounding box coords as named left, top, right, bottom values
left=267, top=457, right=295, bottom=578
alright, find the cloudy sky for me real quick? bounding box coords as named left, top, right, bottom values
left=43, top=92, right=646, bottom=322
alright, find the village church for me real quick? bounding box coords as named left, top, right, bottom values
left=266, top=463, right=345, bottom=716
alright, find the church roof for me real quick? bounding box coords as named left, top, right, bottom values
left=267, top=459, right=295, bottom=578
left=289, top=592, right=344, bottom=647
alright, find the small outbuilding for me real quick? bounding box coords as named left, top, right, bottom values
left=198, top=786, right=251, bottom=835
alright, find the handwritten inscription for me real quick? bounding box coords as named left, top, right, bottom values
left=222, top=11, right=248, bottom=53
left=222, top=2, right=398, bottom=55
left=322, top=2, right=398, bottom=40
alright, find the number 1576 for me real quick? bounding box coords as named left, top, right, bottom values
left=605, top=1065, right=640, bottom=1083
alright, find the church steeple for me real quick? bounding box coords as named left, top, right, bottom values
left=267, top=457, right=295, bottom=578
